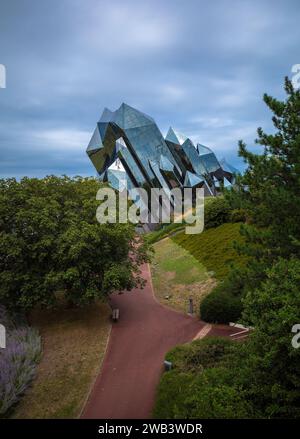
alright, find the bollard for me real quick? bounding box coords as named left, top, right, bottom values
left=164, top=360, right=172, bottom=371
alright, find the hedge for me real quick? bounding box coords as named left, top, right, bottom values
left=200, top=286, right=243, bottom=323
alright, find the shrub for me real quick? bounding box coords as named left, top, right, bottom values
left=153, top=338, right=256, bottom=419
left=177, top=367, right=256, bottom=419
left=229, top=208, right=247, bottom=223
left=165, top=337, right=233, bottom=373
left=153, top=371, right=193, bottom=418
left=204, top=197, right=230, bottom=229
left=0, top=307, right=41, bottom=415
left=200, top=284, right=243, bottom=323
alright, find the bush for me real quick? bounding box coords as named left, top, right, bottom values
left=153, top=338, right=256, bottom=419
left=229, top=208, right=247, bottom=223
left=165, top=337, right=233, bottom=373
left=0, top=307, right=41, bottom=415
left=153, top=371, right=193, bottom=418
left=153, top=337, right=233, bottom=419
left=204, top=197, right=230, bottom=229
left=200, top=284, right=243, bottom=323
left=177, top=367, right=256, bottom=419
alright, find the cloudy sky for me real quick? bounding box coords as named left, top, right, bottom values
left=0, top=0, right=299, bottom=178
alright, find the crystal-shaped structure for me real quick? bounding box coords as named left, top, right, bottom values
left=86, top=103, right=237, bottom=197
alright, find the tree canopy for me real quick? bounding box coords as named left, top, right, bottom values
left=0, top=175, right=149, bottom=310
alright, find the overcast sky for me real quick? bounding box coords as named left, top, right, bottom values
left=0, top=0, right=299, bottom=178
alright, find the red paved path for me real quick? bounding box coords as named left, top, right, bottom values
left=81, top=263, right=239, bottom=419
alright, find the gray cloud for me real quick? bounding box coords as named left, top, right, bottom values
left=0, top=0, right=299, bottom=177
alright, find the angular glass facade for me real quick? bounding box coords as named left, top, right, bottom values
left=86, top=103, right=238, bottom=197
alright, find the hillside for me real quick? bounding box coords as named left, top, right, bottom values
left=171, top=222, right=247, bottom=280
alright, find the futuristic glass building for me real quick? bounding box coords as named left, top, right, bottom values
left=86, top=103, right=238, bottom=200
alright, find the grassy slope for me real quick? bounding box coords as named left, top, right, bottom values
left=146, top=198, right=216, bottom=245
left=172, top=222, right=246, bottom=280
left=11, top=303, right=111, bottom=419
left=146, top=222, right=186, bottom=244
left=151, top=238, right=216, bottom=313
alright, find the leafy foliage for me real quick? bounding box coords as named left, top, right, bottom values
left=200, top=286, right=243, bottom=323
left=225, top=77, right=300, bottom=292
left=204, top=196, right=231, bottom=229
left=153, top=371, right=193, bottom=419
left=175, top=367, right=256, bottom=419
left=200, top=266, right=247, bottom=323
left=155, top=77, right=300, bottom=419
left=238, top=258, right=300, bottom=418
left=154, top=337, right=256, bottom=419
left=0, top=176, right=149, bottom=310
left=165, top=336, right=234, bottom=372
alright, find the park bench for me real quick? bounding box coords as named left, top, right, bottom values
left=112, top=308, right=120, bottom=322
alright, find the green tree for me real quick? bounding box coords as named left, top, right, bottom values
left=0, top=176, right=149, bottom=310
left=225, top=76, right=300, bottom=294
left=237, top=258, right=300, bottom=418
left=223, top=77, right=300, bottom=417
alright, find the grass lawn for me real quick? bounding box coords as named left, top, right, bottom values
left=172, top=222, right=247, bottom=280
left=11, top=302, right=111, bottom=419
left=151, top=238, right=216, bottom=313
left=150, top=222, right=247, bottom=314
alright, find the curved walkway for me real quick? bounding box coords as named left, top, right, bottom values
left=81, top=263, right=239, bottom=419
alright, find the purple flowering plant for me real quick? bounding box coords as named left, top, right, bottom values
left=0, top=306, right=41, bottom=415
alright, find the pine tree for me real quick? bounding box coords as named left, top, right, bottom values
left=226, top=77, right=300, bottom=289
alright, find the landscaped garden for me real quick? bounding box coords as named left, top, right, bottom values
left=11, top=303, right=110, bottom=419
left=150, top=200, right=248, bottom=318
left=151, top=238, right=216, bottom=313
left=0, top=176, right=150, bottom=417
left=154, top=77, right=300, bottom=419
left=0, top=73, right=299, bottom=422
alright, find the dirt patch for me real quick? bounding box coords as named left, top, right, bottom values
left=164, top=271, right=176, bottom=281
left=11, top=302, right=111, bottom=419
left=159, top=278, right=217, bottom=314
left=151, top=238, right=218, bottom=314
